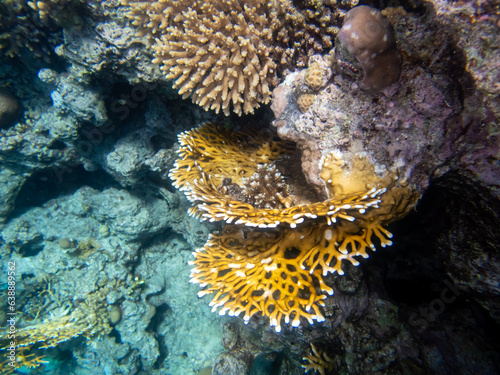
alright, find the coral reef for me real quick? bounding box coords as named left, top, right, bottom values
left=0, top=0, right=498, bottom=374
left=0, top=184, right=223, bottom=374
left=335, top=5, right=401, bottom=93
left=121, top=0, right=358, bottom=115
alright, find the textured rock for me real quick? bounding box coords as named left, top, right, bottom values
left=272, top=65, right=461, bottom=196
left=104, top=129, right=156, bottom=186
left=0, top=168, right=26, bottom=225
left=47, top=71, right=108, bottom=126
left=434, top=173, right=500, bottom=324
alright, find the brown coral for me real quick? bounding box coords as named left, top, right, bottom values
left=27, top=0, right=67, bottom=20
left=297, top=93, right=316, bottom=113
left=304, top=62, right=327, bottom=91
left=152, top=1, right=279, bottom=116
left=122, top=0, right=358, bottom=115
left=335, top=5, right=401, bottom=93
left=171, top=123, right=418, bottom=331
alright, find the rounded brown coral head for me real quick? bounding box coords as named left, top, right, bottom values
left=335, top=5, right=401, bottom=94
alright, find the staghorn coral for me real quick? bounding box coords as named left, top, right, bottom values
left=121, top=0, right=358, bottom=115
left=335, top=5, right=401, bottom=93
left=171, top=123, right=418, bottom=332
left=151, top=0, right=279, bottom=116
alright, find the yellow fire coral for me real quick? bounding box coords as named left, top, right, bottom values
left=170, top=123, right=386, bottom=228
left=121, top=0, right=358, bottom=115
left=0, top=281, right=115, bottom=372
left=2, top=292, right=111, bottom=353
left=0, top=346, right=48, bottom=374
left=171, top=123, right=417, bottom=331
left=302, top=343, right=334, bottom=375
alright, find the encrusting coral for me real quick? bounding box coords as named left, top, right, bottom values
left=121, top=0, right=358, bottom=115
left=170, top=123, right=418, bottom=332
left=335, top=5, right=401, bottom=93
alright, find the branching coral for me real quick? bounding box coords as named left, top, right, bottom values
left=189, top=217, right=396, bottom=332
left=0, top=0, right=57, bottom=63
left=121, top=0, right=358, bottom=115
left=0, top=278, right=139, bottom=370
left=302, top=343, right=334, bottom=375
left=27, top=0, right=77, bottom=20
left=0, top=346, right=48, bottom=374
left=8, top=294, right=111, bottom=349
left=170, top=123, right=418, bottom=332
